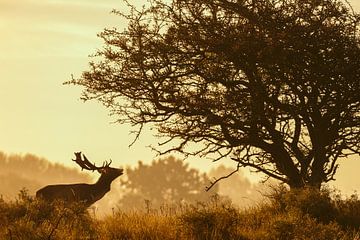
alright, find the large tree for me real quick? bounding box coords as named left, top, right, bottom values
left=68, top=0, right=360, bottom=189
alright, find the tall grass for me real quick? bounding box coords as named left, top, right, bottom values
left=0, top=189, right=98, bottom=239
left=1, top=187, right=360, bottom=239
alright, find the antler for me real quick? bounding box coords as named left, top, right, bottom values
left=102, top=159, right=112, bottom=168
left=73, top=152, right=103, bottom=171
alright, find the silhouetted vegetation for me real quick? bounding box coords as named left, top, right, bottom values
left=0, top=190, right=98, bottom=239
left=2, top=187, right=360, bottom=239
left=3, top=151, right=359, bottom=238
left=68, top=0, right=360, bottom=189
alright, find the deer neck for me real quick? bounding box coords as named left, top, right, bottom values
left=94, top=174, right=114, bottom=191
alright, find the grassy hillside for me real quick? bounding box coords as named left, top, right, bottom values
left=2, top=187, right=360, bottom=240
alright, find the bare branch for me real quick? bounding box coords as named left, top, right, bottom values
left=205, top=163, right=240, bottom=191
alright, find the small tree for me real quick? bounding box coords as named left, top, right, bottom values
left=68, top=0, right=360, bottom=189
left=119, top=157, right=217, bottom=209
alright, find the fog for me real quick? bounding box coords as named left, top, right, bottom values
left=0, top=151, right=269, bottom=217
left=0, top=151, right=90, bottom=199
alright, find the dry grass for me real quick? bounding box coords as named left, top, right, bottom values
left=1, top=188, right=360, bottom=240
left=100, top=211, right=180, bottom=240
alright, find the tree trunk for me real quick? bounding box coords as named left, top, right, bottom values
left=288, top=179, right=322, bottom=190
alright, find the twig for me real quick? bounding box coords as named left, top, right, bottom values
left=205, top=163, right=240, bottom=191
left=7, top=228, right=12, bottom=240
left=47, top=211, right=66, bottom=240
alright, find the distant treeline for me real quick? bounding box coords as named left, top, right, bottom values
left=0, top=152, right=90, bottom=199
left=0, top=151, right=266, bottom=213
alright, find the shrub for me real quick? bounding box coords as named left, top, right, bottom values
left=264, top=213, right=344, bottom=240
left=267, top=185, right=360, bottom=231
left=334, top=193, right=360, bottom=229
left=180, top=197, right=242, bottom=240
left=267, top=185, right=338, bottom=223
left=0, top=190, right=98, bottom=240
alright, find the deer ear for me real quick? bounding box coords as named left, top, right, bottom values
left=98, top=168, right=106, bottom=174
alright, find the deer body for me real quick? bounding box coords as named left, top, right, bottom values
left=36, top=152, right=123, bottom=207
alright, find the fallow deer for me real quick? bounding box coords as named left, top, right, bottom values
left=36, top=152, right=123, bottom=207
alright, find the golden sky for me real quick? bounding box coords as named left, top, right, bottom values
left=0, top=0, right=359, bottom=193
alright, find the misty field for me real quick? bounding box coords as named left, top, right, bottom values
left=2, top=188, right=360, bottom=240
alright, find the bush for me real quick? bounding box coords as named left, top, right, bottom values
left=268, top=186, right=337, bottom=223
left=178, top=196, right=243, bottom=240
left=267, top=185, right=360, bottom=231
left=334, top=193, right=360, bottom=229
left=0, top=190, right=98, bottom=240
left=264, top=213, right=344, bottom=240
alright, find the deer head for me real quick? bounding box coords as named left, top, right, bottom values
left=36, top=152, right=124, bottom=207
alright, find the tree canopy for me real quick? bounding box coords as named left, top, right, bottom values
left=119, top=157, right=217, bottom=209
left=68, top=0, right=360, bottom=188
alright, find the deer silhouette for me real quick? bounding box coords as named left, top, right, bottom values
left=36, top=152, right=123, bottom=207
